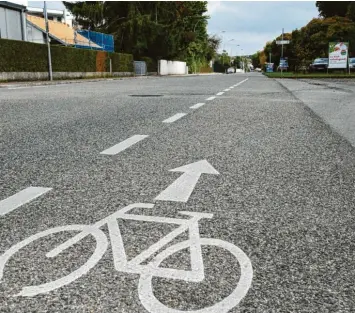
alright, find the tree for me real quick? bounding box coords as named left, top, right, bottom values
left=316, top=1, right=350, bottom=18
left=63, top=1, right=217, bottom=71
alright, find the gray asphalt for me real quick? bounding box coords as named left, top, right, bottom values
left=1, top=73, right=355, bottom=313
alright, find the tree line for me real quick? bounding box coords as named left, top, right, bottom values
left=63, top=1, right=220, bottom=72
left=251, top=1, right=355, bottom=71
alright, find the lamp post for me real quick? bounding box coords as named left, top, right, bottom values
left=228, top=39, right=234, bottom=62
left=44, top=1, right=53, bottom=81
left=241, top=48, right=244, bottom=72
left=219, top=30, right=226, bottom=72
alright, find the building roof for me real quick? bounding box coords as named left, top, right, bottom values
left=27, top=7, right=66, bottom=17
left=26, top=15, right=101, bottom=48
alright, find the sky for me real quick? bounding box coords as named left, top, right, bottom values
left=28, top=1, right=320, bottom=56
left=207, top=1, right=319, bottom=55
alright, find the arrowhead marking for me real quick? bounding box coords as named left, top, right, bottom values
left=169, top=160, right=219, bottom=175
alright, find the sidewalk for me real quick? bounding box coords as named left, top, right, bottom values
left=0, top=73, right=222, bottom=88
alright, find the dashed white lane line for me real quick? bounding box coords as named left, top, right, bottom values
left=190, top=103, right=205, bottom=109
left=230, top=86, right=234, bottom=89
left=206, top=96, right=216, bottom=101
left=163, top=113, right=187, bottom=123
left=234, top=78, right=249, bottom=87
left=223, top=89, right=229, bottom=92
left=216, top=92, right=224, bottom=96
left=100, top=135, right=149, bottom=155
left=0, top=187, right=52, bottom=216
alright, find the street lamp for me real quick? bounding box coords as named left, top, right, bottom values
left=228, top=39, right=234, bottom=63
left=220, top=30, right=226, bottom=72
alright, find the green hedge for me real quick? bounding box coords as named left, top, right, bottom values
left=0, top=38, right=48, bottom=71
left=109, top=52, right=134, bottom=72
left=0, top=38, right=133, bottom=73
left=138, top=56, right=157, bottom=72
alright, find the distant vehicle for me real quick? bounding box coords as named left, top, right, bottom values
left=255, top=67, right=262, bottom=72
left=349, top=58, right=355, bottom=70
left=227, top=67, right=235, bottom=74
left=309, top=58, right=328, bottom=72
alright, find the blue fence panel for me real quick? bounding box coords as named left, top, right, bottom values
left=77, top=30, right=114, bottom=52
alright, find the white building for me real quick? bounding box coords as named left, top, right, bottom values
left=0, top=1, right=27, bottom=40
left=27, top=6, right=73, bottom=27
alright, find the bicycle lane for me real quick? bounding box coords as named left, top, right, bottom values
left=0, top=75, right=249, bottom=312
left=2, top=74, right=355, bottom=312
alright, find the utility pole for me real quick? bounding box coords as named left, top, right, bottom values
left=44, top=1, right=53, bottom=81
left=281, top=28, right=284, bottom=77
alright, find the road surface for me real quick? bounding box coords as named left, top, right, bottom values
left=1, top=73, right=355, bottom=313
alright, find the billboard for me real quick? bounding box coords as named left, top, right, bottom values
left=279, top=58, right=288, bottom=69
left=266, top=63, right=274, bottom=73
left=329, top=42, right=349, bottom=69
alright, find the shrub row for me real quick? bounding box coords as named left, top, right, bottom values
left=0, top=38, right=134, bottom=73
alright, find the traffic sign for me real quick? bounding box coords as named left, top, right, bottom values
left=276, top=40, right=290, bottom=45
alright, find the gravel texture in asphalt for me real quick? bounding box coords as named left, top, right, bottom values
left=1, top=73, right=355, bottom=313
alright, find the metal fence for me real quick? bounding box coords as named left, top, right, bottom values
left=134, top=61, right=147, bottom=76
left=77, top=30, right=114, bottom=52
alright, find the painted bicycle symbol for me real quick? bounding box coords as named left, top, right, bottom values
left=0, top=203, right=253, bottom=313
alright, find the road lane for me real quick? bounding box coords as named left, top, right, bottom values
left=1, top=73, right=355, bottom=312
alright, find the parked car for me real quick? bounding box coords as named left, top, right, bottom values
left=227, top=67, right=235, bottom=74
left=349, top=58, right=355, bottom=71
left=255, top=67, right=262, bottom=72
left=309, top=58, right=328, bottom=72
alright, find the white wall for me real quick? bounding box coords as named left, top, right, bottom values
left=158, top=60, right=188, bottom=75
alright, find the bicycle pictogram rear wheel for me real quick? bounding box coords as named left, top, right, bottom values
left=0, top=225, right=108, bottom=297
left=138, top=238, right=253, bottom=313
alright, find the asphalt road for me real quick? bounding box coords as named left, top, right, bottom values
left=1, top=73, right=355, bottom=313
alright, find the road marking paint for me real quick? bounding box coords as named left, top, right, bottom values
left=223, top=89, right=229, bottom=92
left=230, top=86, right=234, bottom=89
left=216, top=92, right=224, bottom=96
left=0, top=201, right=253, bottom=308
left=155, top=160, right=219, bottom=203
left=100, top=135, right=148, bottom=155
left=0, top=187, right=52, bottom=216
left=190, top=103, right=205, bottom=109
left=206, top=96, right=216, bottom=101
left=162, top=113, right=187, bottom=123
left=235, top=78, right=249, bottom=87
left=7, top=87, right=28, bottom=90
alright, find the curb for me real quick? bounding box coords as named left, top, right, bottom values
left=0, top=73, right=223, bottom=88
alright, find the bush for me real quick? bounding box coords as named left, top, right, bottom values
left=199, top=66, right=213, bottom=73
left=51, top=45, right=97, bottom=72
left=0, top=38, right=134, bottom=73
left=109, top=52, right=133, bottom=72
left=138, top=56, right=157, bottom=72
left=0, top=38, right=48, bottom=71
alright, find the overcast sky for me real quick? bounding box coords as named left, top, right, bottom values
left=29, top=1, right=320, bottom=56
left=207, top=1, right=319, bottom=55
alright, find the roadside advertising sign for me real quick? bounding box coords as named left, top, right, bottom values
left=329, top=42, right=349, bottom=69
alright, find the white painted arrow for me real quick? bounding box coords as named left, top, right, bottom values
left=155, top=160, right=219, bottom=203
